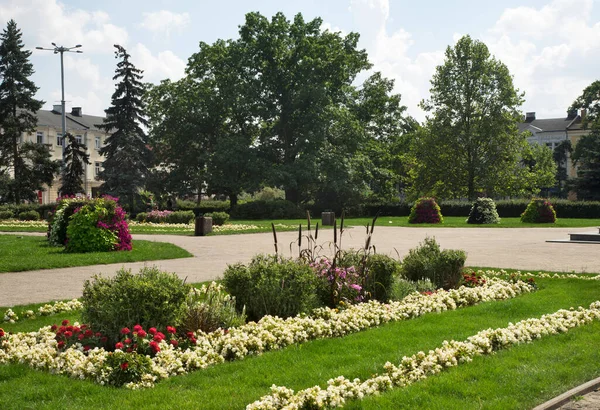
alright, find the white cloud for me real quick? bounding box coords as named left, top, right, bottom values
left=139, top=10, right=190, bottom=37
left=130, top=44, right=186, bottom=83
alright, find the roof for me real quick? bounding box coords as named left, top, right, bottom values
left=517, top=116, right=578, bottom=134
left=33, top=109, right=106, bottom=133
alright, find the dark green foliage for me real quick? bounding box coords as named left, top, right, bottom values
left=521, top=198, right=557, bottom=223
left=47, top=198, right=88, bottom=246
left=81, top=266, right=191, bottom=345
left=467, top=197, right=500, bottom=224
left=203, top=211, right=229, bottom=226
left=60, top=133, right=90, bottom=196
left=222, top=254, right=320, bottom=321
left=164, top=210, right=194, bottom=224
left=17, top=210, right=39, bottom=220
left=0, top=20, right=58, bottom=204
left=97, top=45, right=151, bottom=212
left=104, top=351, right=153, bottom=387
left=230, top=200, right=305, bottom=220
left=0, top=210, right=12, bottom=219
left=408, top=197, right=443, bottom=224
left=176, top=199, right=230, bottom=214
left=135, top=212, right=147, bottom=222
left=401, top=237, right=466, bottom=289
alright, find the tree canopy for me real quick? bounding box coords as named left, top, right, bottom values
left=0, top=19, right=58, bottom=203
left=60, top=133, right=90, bottom=196
left=97, top=45, right=151, bottom=211
left=409, top=35, right=554, bottom=200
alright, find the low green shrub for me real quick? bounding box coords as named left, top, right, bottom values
left=230, top=200, right=305, bottom=220
left=408, top=197, right=443, bottom=224
left=81, top=266, right=191, bottom=345
left=467, top=197, right=500, bottom=224
left=135, top=212, right=147, bottom=222
left=521, top=198, right=557, bottom=223
left=18, top=210, right=40, bottom=221
left=165, top=210, right=194, bottom=224
left=203, top=211, right=229, bottom=226
left=177, top=199, right=230, bottom=214
left=0, top=210, right=13, bottom=220
left=180, top=282, right=246, bottom=334
left=400, top=237, right=466, bottom=289
left=390, top=278, right=436, bottom=301
left=223, top=254, right=320, bottom=321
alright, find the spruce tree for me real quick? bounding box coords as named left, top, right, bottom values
left=60, top=133, right=90, bottom=196
left=0, top=19, right=57, bottom=203
left=97, top=45, right=151, bottom=211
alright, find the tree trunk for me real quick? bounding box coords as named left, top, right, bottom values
left=12, top=132, right=20, bottom=204
left=229, top=193, right=238, bottom=207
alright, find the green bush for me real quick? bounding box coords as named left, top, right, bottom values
left=66, top=205, right=117, bottom=252
left=0, top=210, right=13, bottom=220
left=467, top=198, right=501, bottom=224
left=400, top=237, right=466, bottom=289
left=223, top=254, right=320, bottom=321
left=177, top=199, right=230, bottom=214
left=48, top=198, right=90, bottom=246
left=390, top=278, right=436, bottom=301
left=408, top=198, right=443, bottom=224
left=135, top=212, right=147, bottom=222
left=204, top=211, right=230, bottom=226
left=230, top=200, right=305, bottom=220
left=165, top=210, right=194, bottom=224
left=180, top=282, right=246, bottom=334
left=81, top=266, right=190, bottom=345
left=18, top=210, right=40, bottom=221
left=521, top=198, right=557, bottom=223
left=104, top=351, right=153, bottom=387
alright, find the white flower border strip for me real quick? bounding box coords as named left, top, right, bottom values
left=0, top=279, right=533, bottom=389
left=479, top=269, right=600, bottom=281
left=247, top=300, right=600, bottom=409
left=3, top=299, right=82, bottom=324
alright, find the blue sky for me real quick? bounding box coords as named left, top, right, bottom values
left=1, top=0, right=599, bottom=122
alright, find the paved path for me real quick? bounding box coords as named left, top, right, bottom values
left=1, top=226, right=599, bottom=307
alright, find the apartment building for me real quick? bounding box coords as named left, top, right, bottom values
left=22, top=105, right=108, bottom=204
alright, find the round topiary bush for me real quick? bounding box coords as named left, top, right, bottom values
left=18, top=210, right=40, bottom=221
left=0, top=210, right=14, bottom=220
left=521, top=198, right=556, bottom=223
left=467, top=197, right=500, bottom=224
left=408, top=197, right=443, bottom=224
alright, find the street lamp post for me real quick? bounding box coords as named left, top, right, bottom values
left=35, top=43, right=83, bottom=163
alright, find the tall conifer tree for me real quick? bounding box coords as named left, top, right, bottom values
left=97, top=45, right=151, bottom=211
left=60, top=133, right=90, bottom=196
left=0, top=19, right=58, bottom=203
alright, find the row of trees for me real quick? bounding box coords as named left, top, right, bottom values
left=0, top=14, right=598, bottom=208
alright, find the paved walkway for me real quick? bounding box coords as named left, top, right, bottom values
left=1, top=226, right=599, bottom=307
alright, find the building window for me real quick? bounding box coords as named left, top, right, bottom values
left=95, top=136, right=101, bottom=149
left=56, top=134, right=63, bottom=146
left=95, top=162, right=102, bottom=177
left=76, top=135, right=83, bottom=144
left=36, top=132, right=44, bottom=144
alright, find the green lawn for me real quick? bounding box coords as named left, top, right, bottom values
left=0, top=235, right=192, bottom=273
left=0, top=277, right=599, bottom=409
left=2, top=216, right=599, bottom=236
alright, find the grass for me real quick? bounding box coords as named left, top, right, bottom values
left=0, top=277, right=599, bottom=409
left=0, top=235, right=192, bottom=273
left=2, top=216, right=599, bottom=236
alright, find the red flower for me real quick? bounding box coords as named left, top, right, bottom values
left=149, top=341, right=160, bottom=353
left=133, top=324, right=143, bottom=332
left=66, top=326, right=74, bottom=332
left=186, top=332, right=195, bottom=339
left=115, top=342, right=124, bottom=350
left=121, top=327, right=130, bottom=335
left=190, top=337, right=197, bottom=345
left=124, top=338, right=132, bottom=345
left=0, top=328, right=4, bottom=338
left=73, top=326, right=81, bottom=334
left=62, top=320, right=69, bottom=326
left=64, top=331, right=73, bottom=338
left=78, top=333, right=85, bottom=341
left=57, top=341, right=65, bottom=349
left=50, top=324, right=57, bottom=332
left=169, top=339, right=178, bottom=347
left=137, top=330, right=147, bottom=338
left=83, top=345, right=91, bottom=352
left=84, top=330, right=94, bottom=338
left=95, top=332, right=102, bottom=338
left=120, top=362, right=129, bottom=370
left=148, top=327, right=157, bottom=335
left=101, top=336, right=108, bottom=344
left=166, top=326, right=176, bottom=334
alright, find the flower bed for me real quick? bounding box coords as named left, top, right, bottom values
left=0, top=219, right=48, bottom=228
left=3, top=299, right=82, bottom=324
left=0, top=278, right=533, bottom=389
left=247, top=300, right=600, bottom=409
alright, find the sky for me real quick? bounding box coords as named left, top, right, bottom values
left=1, top=0, right=599, bottom=122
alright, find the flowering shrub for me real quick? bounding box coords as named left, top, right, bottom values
left=247, top=301, right=600, bottom=409
left=310, top=257, right=363, bottom=307
left=81, top=266, right=190, bottom=345
left=521, top=198, right=557, bottom=223
left=408, top=197, right=443, bottom=224
left=48, top=196, right=90, bottom=246
left=145, top=209, right=173, bottom=223
left=0, top=278, right=535, bottom=389
left=467, top=197, right=500, bottom=224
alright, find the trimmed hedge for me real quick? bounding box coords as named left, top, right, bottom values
left=230, top=200, right=306, bottom=220
left=176, top=199, right=230, bottom=215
